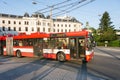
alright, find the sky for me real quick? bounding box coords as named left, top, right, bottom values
left=0, top=0, right=120, bottom=29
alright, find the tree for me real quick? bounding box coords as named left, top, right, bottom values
left=98, top=11, right=117, bottom=42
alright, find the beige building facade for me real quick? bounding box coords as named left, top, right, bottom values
left=0, top=13, right=82, bottom=35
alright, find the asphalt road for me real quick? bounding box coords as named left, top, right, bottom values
left=87, top=47, right=120, bottom=80
left=0, top=47, right=120, bottom=80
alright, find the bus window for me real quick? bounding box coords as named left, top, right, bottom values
left=19, top=40, right=23, bottom=46
left=13, top=40, right=18, bottom=46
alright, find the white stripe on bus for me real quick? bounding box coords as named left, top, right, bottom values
left=43, top=49, right=70, bottom=54
left=4, top=48, right=33, bottom=53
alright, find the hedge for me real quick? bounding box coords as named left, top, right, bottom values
left=96, top=40, right=120, bottom=47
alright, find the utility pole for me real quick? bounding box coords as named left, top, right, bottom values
left=50, top=6, right=53, bottom=33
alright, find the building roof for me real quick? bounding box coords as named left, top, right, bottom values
left=0, top=13, right=23, bottom=18
left=0, top=13, right=82, bottom=23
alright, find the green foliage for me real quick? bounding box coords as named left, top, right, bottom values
left=98, top=11, right=117, bottom=42
left=108, top=40, right=120, bottom=47
left=96, top=40, right=120, bottom=47
left=97, top=42, right=104, bottom=46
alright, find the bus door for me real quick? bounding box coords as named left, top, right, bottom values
left=69, top=38, right=78, bottom=59
left=33, top=39, right=43, bottom=56
left=70, top=37, right=85, bottom=59
left=6, top=37, right=13, bottom=55
left=78, top=38, right=86, bottom=60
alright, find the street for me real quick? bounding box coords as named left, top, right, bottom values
left=0, top=47, right=120, bottom=80
left=88, top=47, right=120, bottom=80
left=0, top=56, right=85, bottom=80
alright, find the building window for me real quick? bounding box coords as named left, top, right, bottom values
left=47, top=23, right=50, bottom=26
left=37, top=27, right=40, bottom=32
left=48, top=28, right=50, bottom=32
left=32, top=27, right=34, bottom=31
left=54, top=24, right=55, bottom=27
left=74, top=24, right=76, bottom=27
left=25, top=27, right=28, bottom=31
left=27, top=21, right=29, bottom=25
left=14, top=27, right=16, bottom=31
left=65, top=29, right=67, bottom=32
left=24, top=21, right=26, bottom=25
left=61, top=29, right=63, bottom=32
left=43, top=27, right=45, bottom=32
left=19, top=22, right=21, bottom=25
left=14, top=21, right=16, bottom=24
left=2, top=20, right=5, bottom=24
left=19, top=27, right=21, bottom=31
left=61, top=24, right=63, bottom=27
left=38, top=21, right=41, bottom=25
left=8, top=27, right=11, bottom=31
left=69, top=24, right=71, bottom=27
left=8, top=21, right=10, bottom=24
left=53, top=29, right=55, bottom=32
left=74, top=29, right=76, bottom=31
left=2, top=26, right=5, bottom=31
left=65, top=24, right=67, bottom=27
left=69, top=29, right=71, bottom=32
left=24, top=21, right=29, bottom=25
left=57, top=24, right=59, bottom=27
left=57, top=29, right=59, bottom=32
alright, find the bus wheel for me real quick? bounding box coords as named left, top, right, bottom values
left=16, top=50, right=22, bottom=58
left=57, top=52, right=66, bottom=62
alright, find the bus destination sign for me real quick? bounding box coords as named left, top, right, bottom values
left=50, top=33, right=66, bottom=37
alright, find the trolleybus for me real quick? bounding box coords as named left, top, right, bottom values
left=1, top=30, right=94, bottom=62
left=43, top=30, right=94, bottom=62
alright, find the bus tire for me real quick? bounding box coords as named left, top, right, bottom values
left=16, top=50, right=22, bottom=58
left=57, top=52, right=66, bottom=62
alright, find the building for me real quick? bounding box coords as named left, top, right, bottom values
left=0, top=12, right=82, bottom=35
left=116, top=31, right=120, bottom=40
left=84, top=22, right=93, bottom=33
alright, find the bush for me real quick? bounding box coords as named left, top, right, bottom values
left=108, top=40, right=120, bottom=47
left=96, top=40, right=120, bottom=47
left=96, top=42, right=104, bottom=46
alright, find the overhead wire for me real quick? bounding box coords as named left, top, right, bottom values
left=34, top=0, right=72, bottom=13
left=52, top=0, right=87, bottom=17
left=40, top=0, right=85, bottom=13
left=52, top=0, right=95, bottom=17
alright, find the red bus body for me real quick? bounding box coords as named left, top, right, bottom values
left=2, top=33, right=49, bottom=57
left=1, top=30, right=94, bottom=62
left=43, top=30, right=94, bottom=62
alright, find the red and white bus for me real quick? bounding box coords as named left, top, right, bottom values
left=0, top=30, right=94, bottom=62
left=1, top=33, right=49, bottom=57
left=42, top=30, right=94, bottom=62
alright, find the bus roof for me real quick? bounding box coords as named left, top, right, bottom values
left=66, top=30, right=88, bottom=37
left=0, top=36, right=6, bottom=40
left=50, top=30, right=89, bottom=38
left=0, top=30, right=89, bottom=40
left=14, top=32, right=49, bottom=40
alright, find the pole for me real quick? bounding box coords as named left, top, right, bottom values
left=50, top=6, right=53, bottom=33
